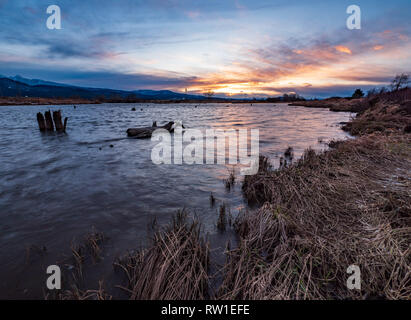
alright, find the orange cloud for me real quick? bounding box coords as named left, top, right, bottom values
left=172, top=29, right=411, bottom=97
left=335, top=45, right=352, bottom=54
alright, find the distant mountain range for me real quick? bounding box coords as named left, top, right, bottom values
left=0, top=75, right=212, bottom=101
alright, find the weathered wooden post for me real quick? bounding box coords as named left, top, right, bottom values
left=53, top=110, right=64, bottom=132
left=63, top=117, right=68, bottom=133
left=44, top=110, right=54, bottom=131
left=37, top=110, right=68, bottom=133
left=36, top=112, right=46, bottom=132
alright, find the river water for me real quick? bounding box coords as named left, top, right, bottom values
left=0, top=103, right=353, bottom=298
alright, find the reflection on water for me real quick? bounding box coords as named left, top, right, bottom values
left=0, top=103, right=353, bottom=298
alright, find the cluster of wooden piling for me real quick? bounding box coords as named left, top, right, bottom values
left=36, top=110, right=67, bottom=133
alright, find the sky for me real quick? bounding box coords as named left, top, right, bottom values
left=0, top=0, right=410, bottom=98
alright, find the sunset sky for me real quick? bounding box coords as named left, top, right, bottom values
left=0, top=0, right=410, bottom=98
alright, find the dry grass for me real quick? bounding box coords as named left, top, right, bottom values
left=70, top=242, right=85, bottom=280
left=68, top=228, right=106, bottom=281
left=224, top=167, right=236, bottom=190
left=343, top=88, right=411, bottom=136
left=289, top=97, right=369, bottom=112
left=114, top=210, right=210, bottom=299
left=284, top=146, right=294, bottom=160
left=220, top=133, right=411, bottom=300
left=0, top=96, right=98, bottom=106
left=291, top=88, right=411, bottom=114
left=210, top=192, right=216, bottom=207
left=84, top=228, right=105, bottom=263
left=217, top=203, right=227, bottom=231
left=242, top=155, right=273, bottom=204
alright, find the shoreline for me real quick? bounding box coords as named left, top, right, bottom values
left=288, top=97, right=367, bottom=112
left=0, top=96, right=301, bottom=106
left=0, top=97, right=101, bottom=106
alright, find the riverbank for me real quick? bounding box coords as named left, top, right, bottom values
left=0, top=96, right=237, bottom=106
left=0, top=96, right=301, bottom=106
left=219, top=89, right=410, bottom=299
left=289, top=87, right=411, bottom=114
left=0, top=97, right=101, bottom=106
left=289, top=97, right=367, bottom=112
left=222, top=132, right=410, bottom=299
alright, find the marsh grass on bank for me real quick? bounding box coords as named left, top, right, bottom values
left=220, top=133, right=410, bottom=299
left=114, top=210, right=210, bottom=299
left=342, top=87, right=411, bottom=135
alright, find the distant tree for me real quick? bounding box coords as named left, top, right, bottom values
left=352, top=88, right=364, bottom=99
left=390, top=73, right=409, bottom=91
left=204, top=90, right=215, bottom=99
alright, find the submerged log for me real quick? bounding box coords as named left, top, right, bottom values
left=36, top=112, right=46, bottom=132
left=44, top=110, right=54, bottom=131
left=53, top=110, right=64, bottom=132
left=127, top=121, right=175, bottom=138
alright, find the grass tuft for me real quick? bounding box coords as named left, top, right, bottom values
left=114, top=210, right=210, bottom=299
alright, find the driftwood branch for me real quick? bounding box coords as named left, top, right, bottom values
left=126, top=121, right=175, bottom=138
